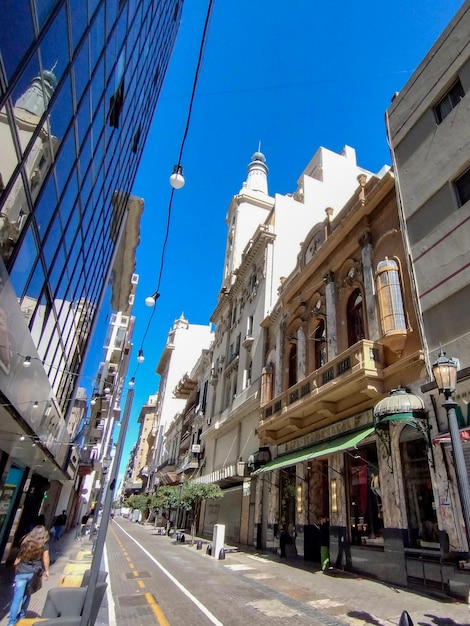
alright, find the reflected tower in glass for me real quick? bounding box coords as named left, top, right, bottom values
left=0, top=0, right=182, bottom=399
left=0, top=0, right=183, bottom=548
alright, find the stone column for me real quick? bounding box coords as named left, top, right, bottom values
left=323, top=270, right=338, bottom=359
left=359, top=230, right=379, bottom=341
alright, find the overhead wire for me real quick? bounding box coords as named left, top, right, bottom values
left=133, top=0, right=215, bottom=381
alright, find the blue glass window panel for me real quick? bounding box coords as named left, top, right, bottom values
left=48, top=74, right=73, bottom=143
left=76, top=88, right=91, bottom=148
left=69, top=0, right=90, bottom=52
left=106, top=0, right=118, bottom=38
left=55, top=127, right=76, bottom=198
left=89, top=4, right=105, bottom=71
left=60, top=168, right=78, bottom=232
left=34, top=173, right=58, bottom=240
left=91, top=56, right=105, bottom=115
left=24, top=258, right=46, bottom=304
left=63, top=202, right=81, bottom=256
left=72, top=44, right=90, bottom=106
left=39, top=5, right=69, bottom=84
left=80, top=157, right=93, bottom=209
left=9, top=224, right=38, bottom=298
left=48, top=240, right=67, bottom=296
left=42, top=211, right=63, bottom=268
left=1, top=0, right=35, bottom=82
left=88, top=0, right=101, bottom=21
left=34, top=0, right=59, bottom=27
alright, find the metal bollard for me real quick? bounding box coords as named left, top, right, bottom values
left=398, top=611, right=414, bottom=626
left=206, top=544, right=212, bottom=556
left=180, top=534, right=185, bottom=543
left=218, top=548, right=225, bottom=560
left=196, top=540, right=202, bottom=550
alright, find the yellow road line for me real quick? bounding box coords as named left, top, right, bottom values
left=137, top=580, right=145, bottom=589
left=145, top=592, right=170, bottom=626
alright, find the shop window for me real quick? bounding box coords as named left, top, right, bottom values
left=376, top=258, right=406, bottom=334
left=399, top=428, right=438, bottom=548
left=347, top=443, right=383, bottom=545
left=347, top=288, right=365, bottom=346
left=279, top=466, right=297, bottom=555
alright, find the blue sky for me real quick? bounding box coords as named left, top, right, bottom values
left=98, top=0, right=464, bottom=475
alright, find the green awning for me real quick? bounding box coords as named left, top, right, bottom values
left=252, top=426, right=375, bottom=474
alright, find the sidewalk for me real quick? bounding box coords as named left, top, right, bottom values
left=0, top=530, right=98, bottom=625
left=2, top=521, right=469, bottom=626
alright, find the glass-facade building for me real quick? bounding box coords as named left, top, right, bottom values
left=0, top=0, right=182, bottom=558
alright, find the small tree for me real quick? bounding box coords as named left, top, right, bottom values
left=180, top=482, right=223, bottom=534
left=123, top=493, right=149, bottom=515
left=151, top=486, right=180, bottom=523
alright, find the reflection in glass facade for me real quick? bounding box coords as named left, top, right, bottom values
left=0, top=0, right=183, bottom=411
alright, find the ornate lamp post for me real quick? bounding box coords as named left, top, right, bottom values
left=432, top=351, right=470, bottom=562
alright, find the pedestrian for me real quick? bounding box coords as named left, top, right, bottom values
left=79, top=512, right=90, bottom=538
left=52, top=510, right=67, bottom=541
left=319, top=514, right=330, bottom=571
left=8, top=525, right=50, bottom=626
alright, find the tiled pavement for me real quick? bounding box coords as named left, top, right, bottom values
left=0, top=530, right=108, bottom=626
left=1, top=521, right=469, bottom=626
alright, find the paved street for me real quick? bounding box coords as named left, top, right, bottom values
left=1, top=517, right=469, bottom=626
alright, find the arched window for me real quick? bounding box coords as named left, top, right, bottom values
left=314, top=319, right=327, bottom=370
left=347, top=289, right=365, bottom=346
left=288, top=342, right=297, bottom=388
left=376, top=258, right=406, bottom=334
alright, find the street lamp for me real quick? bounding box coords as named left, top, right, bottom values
left=432, top=350, right=470, bottom=562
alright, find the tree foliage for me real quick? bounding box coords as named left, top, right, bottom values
left=123, top=494, right=149, bottom=512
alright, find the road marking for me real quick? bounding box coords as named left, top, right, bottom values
left=138, top=580, right=146, bottom=589
left=145, top=592, right=171, bottom=626
left=104, top=543, right=117, bottom=626
left=115, top=522, right=224, bottom=626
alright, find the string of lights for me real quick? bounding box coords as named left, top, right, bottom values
left=133, top=0, right=215, bottom=376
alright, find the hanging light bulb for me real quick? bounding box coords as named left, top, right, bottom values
left=137, top=349, right=145, bottom=363
left=33, top=401, right=39, bottom=409
left=129, top=377, right=135, bottom=387
left=20, top=435, right=25, bottom=441
left=90, top=397, right=96, bottom=406
left=169, top=164, right=185, bottom=189
left=23, top=356, right=32, bottom=368
left=145, top=291, right=160, bottom=307
left=104, top=386, right=111, bottom=394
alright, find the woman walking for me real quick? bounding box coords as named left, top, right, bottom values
left=8, top=525, right=50, bottom=626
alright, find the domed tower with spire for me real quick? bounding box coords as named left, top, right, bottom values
left=220, top=148, right=275, bottom=291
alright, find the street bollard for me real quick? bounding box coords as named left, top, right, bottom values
left=206, top=544, right=212, bottom=556
left=398, top=610, right=414, bottom=626
left=196, top=540, right=202, bottom=550
left=219, top=548, right=225, bottom=560
left=180, top=534, right=185, bottom=543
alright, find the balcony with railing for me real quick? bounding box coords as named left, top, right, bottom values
left=258, top=340, right=386, bottom=444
